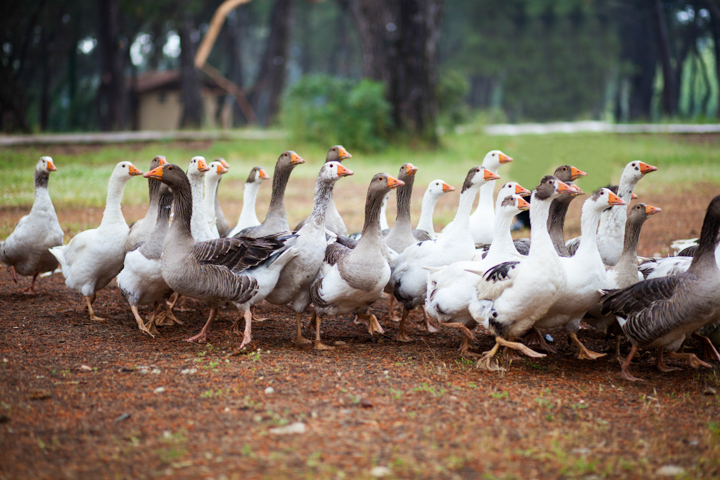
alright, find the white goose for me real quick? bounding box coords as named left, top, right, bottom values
left=203, top=161, right=229, bottom=238
left=227, top=166, right=271, bottom=237
left=50, top=161, right=142, bottom=321
left=187, top=156, right=215, bottom=241
left=416, top=179, right=455, bottom=238
left=1, top=156, right=63, bottom=293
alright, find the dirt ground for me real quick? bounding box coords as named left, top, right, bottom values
left=2, top=184, right=720, bottom=479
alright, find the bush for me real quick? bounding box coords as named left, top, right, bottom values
left=281, top=75, right=391, bottom=152
left=437, top=70, right=472, bottom=128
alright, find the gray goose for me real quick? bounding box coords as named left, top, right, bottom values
left=1, top=156, right=63, bottom=293
left=601, top=194, right=720, bottom=381
left=213, top=158, right=231, bottom=237
left=234, top=150, right=305, bottom=239
left=144, top=163, right=298, bottom=351
left=294, top=145, right=352, bottom=235
left=126, top=155, right=167, bottom=252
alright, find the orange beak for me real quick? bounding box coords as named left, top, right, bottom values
left=570, top=185, right=585, bottom=196
left=483, top=169, right=501, bottom=181
left=144, top=165, right=164, bottom=180
left=291, top=153, right=305, bottom=165
left=442, top=182, right=455, bottom=193
left=128, top=164, right=143, bottom=176
left=155, top=156, right=167, bottom=166
left=631, top=193, right=638, bottom=200
left=216, top=164, right=228, bottom=174
left=258, top=168, right=270, bottom=180
left=338, top=147, right=352, bottom=160
left=387, top=175, right=404, bottom=189
left=46, top=159, right=57, bottom=171
left=498, top=153, right=513, bottom=164
left=219, top=158, right=230, bottom=169
left=197, top=159, right=210, bottom=172
left=336, top=164, right=354, bottom=177
left=639, top=162, right=658, bottom=174
left=569, top=166, right=587, bottom=180
left=645, top=205, right=661, bottom=215
left=405, top=163, right=418, bottom=176
left=517, top=197, right=531, bottom=211
left=514, top=184, right=531, bottom=196
left=607, top=191, right=626, bottom=206
left=556, top=180, right=572, bottom=194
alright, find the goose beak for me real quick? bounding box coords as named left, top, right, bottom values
left=405, top=163, right=418, bottom=176
left=484, top=169, right=501, bottom=181
left=144, top=165, right=164, bottom=179
left=645, top=205, right=662, bottom=215
left=258, top=168, right=270, bottom=180
left=197, top=159, right=210, bottom=172
left=128, top=164, right=143, bottom=176
left=607, top=191, right=626, bottom=206
left=336, top=164, right=354, bottom=177
left=46, top=159, right=57, bottom=171
left=338, top=146, right=352, bottom=160
left=570, top=186, right=585, bottom=196
left=631, top=193, right=638, bottom=200
left=517, top=197, right=531, bottom=211
left=498, top=153, right=513, bottom=164
left=218, top=158, right=230, bottom=169
left=569, top=166, right=587, bottom=179
left=515, top=184, right=531, bottom=196
left=291, top=153, right=305, bottom=165
left=442, top=182, right=455, bottom=193
left=155, top=156, right=167, bottom=166
left=216, top=164, right=228, bottom=175
left=639, top=162, right=658, bottom=174
left=556, top=180, right=572, bottom=194
left=387, top=175, right=404, bottom=189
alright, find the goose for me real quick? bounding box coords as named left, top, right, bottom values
left=234, top=150, right=305, bottom=238
left=125, top=155, right=168, bottom=252
left=264, top=161, right=354, bottom=345
left=144, top=163, right=299, bottom=351
left=467, top=176, right=573, bottom=370
left=416, top=179, right=455, bottom=238
left=308, top=173, right=404, bottom=349
left=117, top=183, right=179, bottom=337
left=390, top=166, right=500, bottom=342
left=203, top=160, right=229, bottom=238
left=1, top=156, right=63, bottom=293
left=425, top=189, right=530, bottom=354
left=442, top=150, right=512, bottom=243
left=532, top=188, right=627, bottom=360
left=227, top=166, right=271, bottom=237
left=384, top=163, right=434, bottom=252
left=639, top=239, right=720, bottom=280
left=49, top=161, right=143, bottom=321
left=600, top=194, right=720, bottom=381
left=294, top=145, right=353, bottom=235
left=213, top=158, right=231, bottom=237
left=186, top=156, right=215, bottom=241
left=566, top=161, right=657, bottom=265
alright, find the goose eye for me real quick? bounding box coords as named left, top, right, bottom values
left=122, top=164, right=126, bottom=168
left=378, top=176, right=384, bottom=181
left=168, top=166, right=173, bottom=170
left=492, top=153, right=496, bottom=156
left=600, top=191, right=604, bottom=195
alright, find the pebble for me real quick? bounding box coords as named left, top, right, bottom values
left=154, top=387, right=165, bottom=394
left=181, top=368, right=197, bottom=375
left=151, top=368, right=161, bottom=375
left=370, top=466, right=391, bottom=477
left=360, top=398, right=373, bottom=409
left=703, top=386, right=716, bottom=396
left=265, top=387, right=275, bottom=395
left=78, top=365, right=92, bottom=372
left=269, top=422, right=306, bottom=435
left=656, top=465, right=685, bottom=476
left=114, top=413, right=130, bottom=422
left=139, top=368, right=150, bottom=375
left=334, top=341, right=347, bottom=346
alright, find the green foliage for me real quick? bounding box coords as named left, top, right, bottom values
left=437, top=70, right=472, bottom=127
left=281, top=75, right=391, bottom=152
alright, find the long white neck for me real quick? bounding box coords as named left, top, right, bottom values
left=416, top=191, right=441, bottom=236
left=32, top=184, right=53, bottom=213
left=484, top=209, right=519, bottom=262
left=379, top=192, right=390, bottom=230
left=528, top=194, right=554, bottom=257
left=100, top=175, right=130, bottom=227
left=598, top=174, right=638, bottom=236
left=203, top=175, right=222, bottom=225
left=574, top=202, right=604, bottom=258
left=189, top=173, right=210, bottom=240
left=449, top=185, right=479, bottom=229
left=238, top=181, right=261, bottom=226
left=470, top=180, right=496, bottom=220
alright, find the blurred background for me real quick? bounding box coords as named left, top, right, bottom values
left=3, top=0, right=720, bottom=148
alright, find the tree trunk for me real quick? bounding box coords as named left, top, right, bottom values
left=705, top=0, right=720, bottom=117
left=40, top=31, right=51, bottom=131
left=96, top=0, right=128, bottom=131
left=327, top=0, right=351, bottom=76
left=653, top=0, right=677, bottom=116
left=0, top=62, right=30, bottom=132
left=227, top=5, right=246, bottom=125
left=250, top=0, right=294, bottom=126
left=178, top=18, right=204, bottom=129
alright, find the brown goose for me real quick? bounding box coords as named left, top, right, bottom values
left=601, top=195, right=720, bottom=381
left=213, top=158, right=231, bottom=237
left=234, top=151, right=305, bottom=239
left=144, top=163, right=298, bottom=351
left=126, top=155, right=167, bottom=252
left=384, top=163, right=433, bottom=253
left=294, top=145, right=352, bottom=235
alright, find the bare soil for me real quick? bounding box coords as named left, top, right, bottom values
left=1, top=190, right=720, bottom=479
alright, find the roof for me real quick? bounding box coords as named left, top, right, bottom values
left=131, top=70, right=225, bottom=93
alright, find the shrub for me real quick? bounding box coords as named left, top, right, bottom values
left=437, top=70, right=472, bottom=127
left=281, top=75, right=391, bottom=152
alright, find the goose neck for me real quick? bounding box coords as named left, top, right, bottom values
left=616, top=215, right=644, bottom=266
left=486, top=209, right=517, bottom=258
left=471, top=180, right=496, bottom=218
left=101, top=175, right=130, bottom=226
left=574, top=202, right=604, bottom=256
left=417, top=191, right=440, bottom=233
left=305, top=179, right=335, bottom=229
left=168, top=178, right=194, bottom=240
left=358, top=190, right=386, bottom=246
left=690, top=207, right=720, bottom=273
left=267, top=165, right=291, bottom=219
left=203, top=175, right=221, bottom=217
left=547, top=195, right=573, bottom=255
left=528, top=194, right=554, bottom=255
left=240, top=181, right=261, bottom=222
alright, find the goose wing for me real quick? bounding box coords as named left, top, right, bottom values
left=600, top=275, right=682, bottom=318
left=194, top=233, right=292, bottom=273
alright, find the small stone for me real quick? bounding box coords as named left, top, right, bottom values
left=544, top=334, right=554, bottom=343
left=703, top=386, right=716, bottom=396
left=360, top=398, right=373, bottom=409
left=181, top=368, right=197, bottom=375
left=29, top=390, right=51, bottom=400
left=264, top=387, right=275, bottom=395
left=656, top=465, right=685, bottom=476
left=154, top=387, right=165, bottom=394
left=1, top=358, right=7, bottom=363
left=269, top=422, right=306, bottom=435
left=334, top=341, right=347, bottom=346
left=114, top=413, right=131, bottom=422
left=139, top=368, right=150, bottom=375
left=151, top=368, right=161, bottom=375
left=571, top=448, right=590, bottom=456
left=224, top=407, right=230, bottom=412
left=370, top=466, right=391, bottom=477
left=78, top=365, right=92, bottom=372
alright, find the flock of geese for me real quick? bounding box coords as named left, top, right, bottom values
left=2, top=148, right=720, bottom=382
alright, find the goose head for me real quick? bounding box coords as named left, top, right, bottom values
left=426, top=179, right=455, bottom=197
left=586, top=188, right=627, bottom=214
left=326, top=145, right=352, bottom=162
left=113, top=161, right=143, bottom=181
left=367, top=173, right=404, bottom=199
left=247, top=166, right=270, bottom=184
left=496, top=182, right=531, bottom=205
left=622, top=160, right=658, bottom=185
left=533, top=175, right=573, bottom=203
left=461, top=166, right=501, bottom=194
left=206, top=161, right=229, bottom=180
left=278, top=150, right=305, bottom=170
left=554, top=164, right=587, bottom=182
left=144, top=163, right=190, bottom=191
left=321, top=161, right=354, bottom=183
left=215, top=158, right=230, bottom=170
left=481, top=150, right=513, bottom=173
left=187, top=156, right=209, bottom=179
left=36, top=156, right=57, bottom=173
left=150, top=155, right=167, bottom=170
left=399, top=163, right=418, bottom=179
left=499, top=193, right=531, bottom=215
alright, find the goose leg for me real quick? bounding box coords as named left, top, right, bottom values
left=523, top=327, right=557, bottom=354
left=22, top=273, right=39, bottom=294
left=156, top=301, right=183, bottom=326
left=185, top=307, right=218, bottom=343
left=443, top=322, right=478, bottom=356
left=251, top=305, right=269, bottom=322
left=656, top=347, right=680, bottom=373
left=457, top=337, right=480, bottom=357
left=397, top=308, right=412, bottom=343
left=8, top=265, right=18, bottom=283
left=358, top=312, right=384, bottom=336
left=620, top=344, right=643, bottom=382
left=312, top=311, right=334, bottom=350
left=666, top=351, right=712, bottom=369
left=569, top=332, right=606, bottom=360
left=423, top=308, right=442, bottom=333
left=691, top=332, right=720, bottom=362
left=84, top=295, right=105, bottom=321
left=131, top=305, right=155, bottom=337
left=294, top=312, right=312, bottom=345
left=477, top=339, right=503, bottom=371
left=387, top=295, right=400, bottom=322
left=495, top=336, right=546, bottom=359
left=502, top=346, right=522, bottom=362
left=235, top=310, right=253, bottom=352
left=144, top=302, right=162, bottom=336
